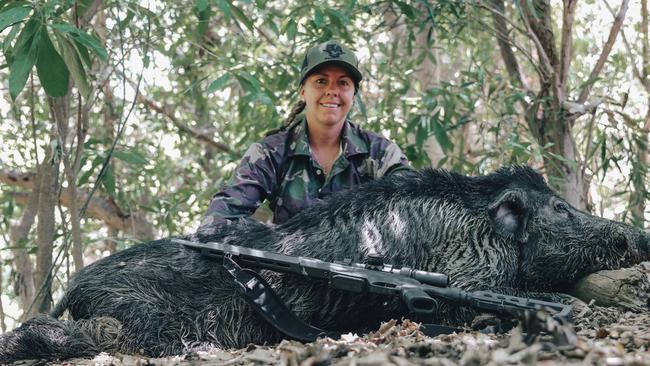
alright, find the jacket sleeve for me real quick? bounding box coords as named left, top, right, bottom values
left=199, top=142, right=278, bottom=229
left=376, top=141, right=411, bottom=177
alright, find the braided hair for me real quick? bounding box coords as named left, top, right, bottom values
left=264, top=100, right=306, bottom=136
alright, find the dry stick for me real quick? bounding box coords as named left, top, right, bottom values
left=577, top=0, right=629, bottom=104
left=609, top=0, right=650, bottom=92
left=580, top=110, right=598, bottom=181
left=559, top=0, right=578, bottom=88
left=122, top=75, right=237, bottom=155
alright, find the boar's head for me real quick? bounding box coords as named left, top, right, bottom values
left=486, top=167, right=650, bottom=291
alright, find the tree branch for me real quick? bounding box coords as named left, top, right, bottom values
left=643, top=0, right=649, bottom=81
left=486, top=0, right=532, bottom=95
left=1, top=169, right=154, bottom=240
left=559, top=0, right=578, bottom=88
left=577, top=0, right=629, bottom=104
left=517, top=0, right=556, bottom=79
left=122, top=77, right=237, bottom=155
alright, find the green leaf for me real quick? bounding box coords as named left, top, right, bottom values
left=36, top=30, right=69, bottom=97
left=118, top=7, right=135, bottom=28
left=9, top=15, right=41, bottom=100
left=325, top=9, right=345, bottom=28
left=431, top=117, right=453, bottom=152
left=102, top=164, right=116, bottom=195
left=229, top=3, right=254, bottom=31
left=2, top=22, right=21, bottom=63
left=355, top=93, right=367, bottom=119
left=195, top=0, right=211, bottom=35
left=0, top=5, right=30, bottom=33
left=285, top=19, right=296, bottom=40
left=113, top=150, right=147, bottom=165
left=50, top=23, right=107, bottom=61
left=314, top=8, right=324, bottom=27
left=55, top=32, right=89, bottom=97
left=195, top=0, right=208, bottom=12
left=216, top=0, right=231, bottom=18
left=235, top=71, right=261, bottom=93
left=75, top=0, right=95, bottom=18
left=207, top=73, right=230, bottom=93
left=394, top=0, right=415, bottom=20
left=264, top=18, right=278, bottom=35
left=78, top=155, right=102, bottom=186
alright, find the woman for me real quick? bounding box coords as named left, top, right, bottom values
left=199, top=40, right=410, bottom=230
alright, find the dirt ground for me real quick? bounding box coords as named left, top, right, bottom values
left=10, top=263, right=650, bottom=366
left=9, top=303, right=647, bottom=366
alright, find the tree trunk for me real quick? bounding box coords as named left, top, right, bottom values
left=0, top=256, right=6, bottom=332
left=9, top=167, right=41, bottom=319
left=33, top=128, right=61, bottom=314
left=629, top=105, right=650, bottom=228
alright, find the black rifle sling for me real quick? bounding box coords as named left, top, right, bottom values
left=222, top=254, right=338, bottom=342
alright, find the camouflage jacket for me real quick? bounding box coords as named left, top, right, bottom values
left=200, top=117, right=410, bottom=228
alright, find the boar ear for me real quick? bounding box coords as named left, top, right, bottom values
left=488, top=190, right=529, bottom=242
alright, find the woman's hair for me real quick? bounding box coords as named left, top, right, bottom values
left=264, top=100, right=306, bottom=136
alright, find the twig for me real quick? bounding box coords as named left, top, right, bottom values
left=577, top=0, right=629, bottom=104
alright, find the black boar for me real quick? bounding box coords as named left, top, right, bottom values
left=0, top=166, right=648, bottom=362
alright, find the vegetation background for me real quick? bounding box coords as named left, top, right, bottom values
left=0, top=0, right=648, bottom=332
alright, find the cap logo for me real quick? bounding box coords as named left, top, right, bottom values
left=323, top=44, right=344, bottom=59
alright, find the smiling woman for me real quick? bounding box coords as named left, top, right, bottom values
left=197, top=40, right=411, bottom=231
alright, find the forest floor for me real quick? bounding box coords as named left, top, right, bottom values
left=11, top=304, right=649, bottom=366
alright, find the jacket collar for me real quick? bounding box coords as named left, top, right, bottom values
left=288, top=117, right=368, bottom=158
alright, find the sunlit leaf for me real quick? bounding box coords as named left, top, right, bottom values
left=55, top=32, right=89, bottom=97
left=113, top=150, right=147, bottom=165
left=0, top=4, right=30, bottom=33
left=207, top=73, right=231, bottom=93
left=9, top=15, right=41, bottom=100
left=230, top=3, right=254, bottom=31
left=394, top=0, right=415, bottom=20
left=51, top=23, right=108, bottom=61
left=285, top=19, right=297, bottom=40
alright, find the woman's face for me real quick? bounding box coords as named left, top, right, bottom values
left=300, top=64, right=355, bottom=129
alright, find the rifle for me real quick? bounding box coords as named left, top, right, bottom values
left=173, top=238, right=573, bottom=340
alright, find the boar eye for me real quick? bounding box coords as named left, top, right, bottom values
left=553, top=201, right=570, bottom=214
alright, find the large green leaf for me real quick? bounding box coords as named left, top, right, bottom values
left=207, top=73, right=231, bottom=93
left=102, top=164, right=116, bottom=196
left=113, top=150, right=147, bottom=165
left=0, top=4, right=30, bottom=33
left=50, top=23, right=108, bottom=61
left=55, top=32, right=89, bottom=97
left=229, top=3, right=254, bottom=31
left=8, top=15, right=41, bottom=100
left=36, top=30, right=69, bottom=97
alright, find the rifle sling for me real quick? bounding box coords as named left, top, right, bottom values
left=222, top=254, right=468, bottom=342
left=223, top=254, right=337, bottom=342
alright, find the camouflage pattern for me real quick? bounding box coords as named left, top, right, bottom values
left=299, top=40, right=362, bottom=87
left=200, top=117, right=410, bottom=227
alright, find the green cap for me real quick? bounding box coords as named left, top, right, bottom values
left=299, top=40, right=362, bottom=87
